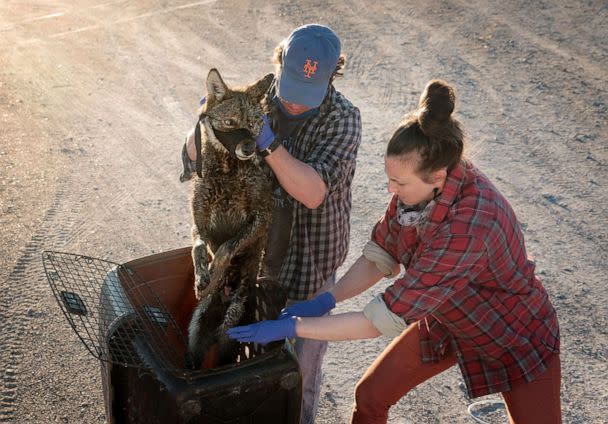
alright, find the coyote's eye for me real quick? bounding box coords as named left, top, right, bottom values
left=223, top=119, right=236, bottom=126
left=248, top=122, right=255, bottom=129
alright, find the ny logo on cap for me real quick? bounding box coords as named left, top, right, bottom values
left=303, top=59, right=318, bottom=78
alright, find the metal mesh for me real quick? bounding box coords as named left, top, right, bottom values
left=42, top=251, right=188, bottom=372
left=43, top=251, right=289, bottom=371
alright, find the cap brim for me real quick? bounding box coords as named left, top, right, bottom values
left=278, top=70, right=328, bottom=109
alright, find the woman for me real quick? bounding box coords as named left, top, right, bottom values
left=228, top=80, right=561, bottom=424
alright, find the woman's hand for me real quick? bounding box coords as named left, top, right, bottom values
left=227, top=317, right=296, bottom=345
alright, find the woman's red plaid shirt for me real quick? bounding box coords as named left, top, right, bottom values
left=372, top=160, right=560, bottom=398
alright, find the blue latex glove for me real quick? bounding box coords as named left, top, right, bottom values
left=255, top=115, right=275, bottom=150
left=226, top=317, right=296, bottom=345
left=278, top=292, right=336, bottom=320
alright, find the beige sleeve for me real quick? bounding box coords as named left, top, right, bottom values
left=362, top=240, right=399, bottom=277
left=363, top=293, right=408, bottom=337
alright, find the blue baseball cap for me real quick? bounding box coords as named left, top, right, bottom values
left=277, top=24, right=341, bottom=108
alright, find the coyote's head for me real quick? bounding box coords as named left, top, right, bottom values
left=199, top=69, right=273, bottom=161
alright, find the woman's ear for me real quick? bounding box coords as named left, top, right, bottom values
left=431, top=168, right=448, bottom=185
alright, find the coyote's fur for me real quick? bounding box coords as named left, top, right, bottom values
left=184, top=69, right=274, bottom=369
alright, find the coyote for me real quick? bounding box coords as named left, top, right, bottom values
left=183, top=69, right=275, bottom=369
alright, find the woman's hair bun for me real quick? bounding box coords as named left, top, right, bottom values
left=418, top=79, right=456, bottom=136
left=387, top=79, right=464, bottom=173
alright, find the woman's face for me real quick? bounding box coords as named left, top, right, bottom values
left=384, top=154, right=442, bottom=206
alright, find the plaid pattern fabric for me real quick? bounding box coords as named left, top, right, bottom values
left=372, top=160, right=560, bottom=398
left=271, top=86, right=362, bottom=300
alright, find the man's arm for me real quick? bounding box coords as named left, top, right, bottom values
left=257, top=104, right=361, bottom=210
left=184, top=120, right=327, bottom=208
left=264, top=145, right=327, bottom=209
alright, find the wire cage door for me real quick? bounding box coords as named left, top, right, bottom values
left=42, top=250, right=188, bottom=373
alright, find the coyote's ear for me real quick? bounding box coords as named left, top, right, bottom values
left=206, top=68, right=229, bottom=102
left=246, top=73, right=274, bottom=101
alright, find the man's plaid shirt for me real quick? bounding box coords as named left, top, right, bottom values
left=372, top=160, right=560, bottom=398
left=270, top=86, right=362, bottom=300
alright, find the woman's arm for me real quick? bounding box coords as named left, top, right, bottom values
left=330, top=255, right=395, bottom=302
left=296, top=312, right=381, bottom=341
left=278, top=253, right=399, bottom=320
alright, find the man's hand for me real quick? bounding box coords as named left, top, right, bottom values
left=226, top=317, right=296, bottom=344
left=255, top=115, right=275, bottom=150
left=278, top=292, right=336, bottom=319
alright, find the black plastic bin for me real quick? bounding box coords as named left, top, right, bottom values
left=43, top=247, right=302, bottom=424
left=105, top=340, right=301, bottom=423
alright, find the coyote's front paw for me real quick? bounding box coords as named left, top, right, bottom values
left=194, top=269, right=210, bottom=300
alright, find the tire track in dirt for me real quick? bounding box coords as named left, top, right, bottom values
left=17, top=1, right=220, bottom=42
left=0, top=179, right=88, bottom=422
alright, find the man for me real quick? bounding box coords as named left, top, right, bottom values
left=184, top=24, right=362, bottom=424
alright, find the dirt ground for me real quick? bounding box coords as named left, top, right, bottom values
left=0, top=1, right=606, bottom=423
